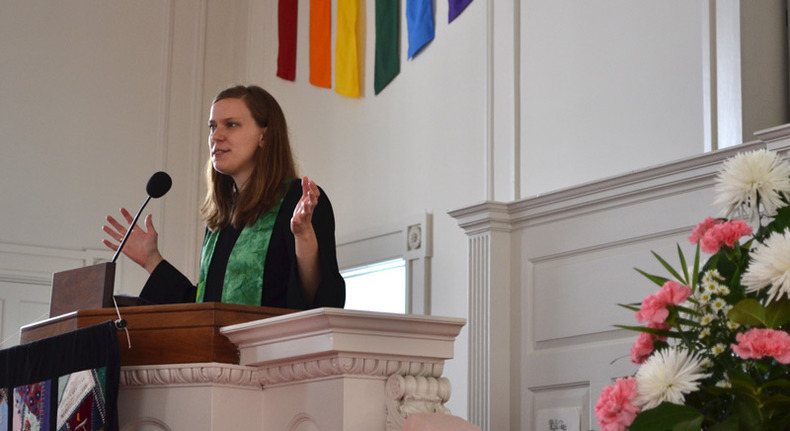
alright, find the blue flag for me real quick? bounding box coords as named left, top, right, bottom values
left=406, top=0, right=434, bottom=58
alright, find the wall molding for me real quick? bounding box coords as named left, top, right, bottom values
left=449, top=135, right=790, bottom=431
left=0, top=242, right=112, bottom=283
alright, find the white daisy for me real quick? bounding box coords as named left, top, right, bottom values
left=705, top=269, right=724, bottom=282
left=716, top=380, right=731, bottom=389
left=696, top=291, right=712, bottom=304
left=634, top=347, right=711, bottom=409
left=711, top=343, right=727, bottom=355
left=704, top=282, right=720, bottom=294
left=713, top=149, right=790, bottom=220
left=742, top=230, right=790, bottom=303
left=711, top=298, right=728, bottom=313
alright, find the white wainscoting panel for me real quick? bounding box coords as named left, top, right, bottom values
left=452, top=133, right=790, bottom=430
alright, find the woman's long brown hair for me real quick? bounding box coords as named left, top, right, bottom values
left=200, top=85, right=297, bottom=230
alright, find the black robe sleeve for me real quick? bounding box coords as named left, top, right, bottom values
left=274, top=181, right=346, bottom=309
left=139, top=259, right=197, bottom=304
left=139, top=180, right=346, bottom=309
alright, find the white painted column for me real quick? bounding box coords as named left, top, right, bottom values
left=449, top=203, right=513, bottom=431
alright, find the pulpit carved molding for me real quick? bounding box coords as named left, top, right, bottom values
left=120, top=363, right=260, bottom=388
left=257, top=355, right=446, bottom=386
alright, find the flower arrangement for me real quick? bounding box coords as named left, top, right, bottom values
left=595, top=149, right=790, bottom=431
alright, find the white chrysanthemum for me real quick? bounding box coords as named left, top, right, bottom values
left=698, top=327, right=711, bottom=339
left=727, top=320, right=740, bottom=330
left=742, top=230, right=790, bottom=303
left=634, top=348, right=711, bottom=410
left=700, top=314, right=716, bottom=325
left=714, top=149, right=790, bottom=219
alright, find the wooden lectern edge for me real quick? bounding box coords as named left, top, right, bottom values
left=19, top=302, right=299, bottom=366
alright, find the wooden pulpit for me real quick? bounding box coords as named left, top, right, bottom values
left=19, top=302, right=295, bottom=366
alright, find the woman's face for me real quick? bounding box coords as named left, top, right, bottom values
left=208, top=98, right=265, bottom=189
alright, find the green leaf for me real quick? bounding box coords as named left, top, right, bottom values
left=691, top=243, right=700, bottom=291
left=613, top=324, right=682, bottom=338
left=636, top=268, right=670, bottom=287
left=619, top=303, right=641, bottom=312
left=674, top=317, right=702, bottom=328
left=707, top=414, right=740, bottom=431
left=762, top=393, right=790, bottom=410
left=673, top=304, right=702, bottom=317
left=652, top=250, right=686, bottom=284
left=673, top=416, right=704, bottom=431
left=728, top=369, right=759, bottom=394
left=733, top=394, right=764, bottom=430
left=629, top=402, right=703, bottom=431
left=678, top=244, right=689, bottom=285
left=728, top=298, right=767, bottom=328
left=765, top=298, right=790, bottom=329
left=763, top=379, right=790, bottom=390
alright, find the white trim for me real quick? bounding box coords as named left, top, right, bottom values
left=337, top=213, right=433, bottom=315
left=715, top=0, right=743, bottom=148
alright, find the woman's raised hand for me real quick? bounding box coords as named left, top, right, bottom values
left=291, top=177, right=321, bottom=302
left=290, top=177, right=320, bottom=238
left=103, top=208, right=163, bottom=274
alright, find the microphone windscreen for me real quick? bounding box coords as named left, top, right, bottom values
left=146, top=171, right=172, bottom=198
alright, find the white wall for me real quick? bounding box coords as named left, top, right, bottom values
left=520, top=1, right=708, bottom=196
left=0, top=0, right=210, bottom=344
left=1, top=0, right=789, bottom=427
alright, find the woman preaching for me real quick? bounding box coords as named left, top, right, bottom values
left=102, top=85, right=345, bottom=310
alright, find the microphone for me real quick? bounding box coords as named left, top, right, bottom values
left=112, top=171, right=172, bottom=263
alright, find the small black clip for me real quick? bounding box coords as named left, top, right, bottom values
left=114, top=319, right=127, bottom=329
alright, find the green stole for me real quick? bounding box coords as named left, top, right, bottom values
left=195, top=198, right=284, bottom=306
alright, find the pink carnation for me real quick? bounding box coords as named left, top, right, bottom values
left=688, top=217, right=722, bottom=244
left=630, top=332, right=655, bottom=364
left=697, top=220, right=753, bottom=254
left=655, top=280, right=692, bottom=304
left=630, top=323, right=669, bottom=364
left=595, top=377, right=640, bottom=431
left=634, top=295, right=668, bottom=324
left=634, top=281, right=692, bottom=324
left=731, top=328, right=790, bottom=364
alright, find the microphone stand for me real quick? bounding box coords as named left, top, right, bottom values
left=111, top=195, right=152, bottom=263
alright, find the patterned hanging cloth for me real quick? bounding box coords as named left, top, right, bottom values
left=335, top=0, right=360, bottom=97
left=406, top=0, right=434, bottom=58
left=277, top=0, right=298, bottom=81
left=374, top=0, right=400, bottom=94
left=0, top=322, right=120, bottom=430
left=310, top=0, right=332, bottom=88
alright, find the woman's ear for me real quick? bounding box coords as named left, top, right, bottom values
left=259, top=127, right=267, bottom=147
